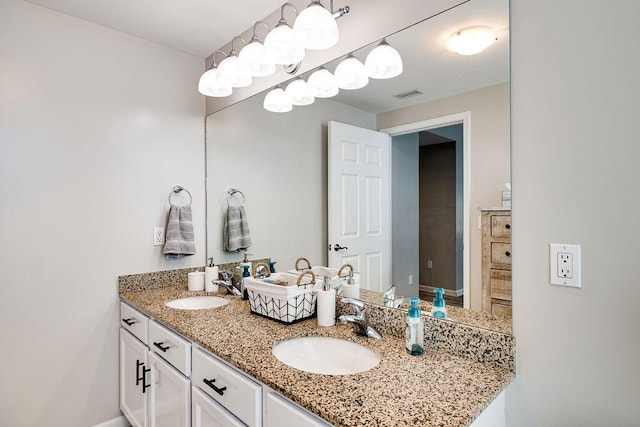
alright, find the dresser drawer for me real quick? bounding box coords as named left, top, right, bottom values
left=491, top=215, right=511, bottom=238
left=490, top=269, right=512, bottom=301
left=149, top=320, right=191, bottom=376
left=491, top=243, right=512, bottom=265
left=491, top=301, right=512, bottom=317
left=192, top=348, right=262, bottom=427
left=120, top=302, right=149, bottom=344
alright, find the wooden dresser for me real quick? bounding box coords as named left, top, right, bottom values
left=481, top=208, right=512, bottom=317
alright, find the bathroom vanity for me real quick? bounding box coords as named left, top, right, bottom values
left=119, top=269, right=514, bottom=427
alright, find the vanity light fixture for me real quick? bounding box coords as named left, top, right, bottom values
left=307, top=67, right=339, bottom=98
left=263, top=86, right=293, bottom=112
left=264, top=3, right=305, bottom=65
left=364, top=38, right=403, bottom=79
left=293, top=0, right=339, bottom=50
left=197, top=50, right=232, bottom=97
left=217, top=37, right=252, bottom=88
left=238, top=21, right=276, bottom=77
left=446, top=26, right=497, bottom=55
left=285, top=78, right=315, bottom=105
left=334, top=54, right=368, bottom=90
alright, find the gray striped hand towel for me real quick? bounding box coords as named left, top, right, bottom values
left=163, top=205, right=196, bottom=258
left=223, top=205, right=252, bottom=252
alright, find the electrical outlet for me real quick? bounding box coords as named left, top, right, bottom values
left=408, top=275, right=414, bottom=285
left=550, top=244, right=581, bottom=288
left=153, top=227, right=165, bottom=246
left=427, top=260, right=433, bottom=269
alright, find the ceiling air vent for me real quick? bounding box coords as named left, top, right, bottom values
left=394, top=89, right=423, bottom=100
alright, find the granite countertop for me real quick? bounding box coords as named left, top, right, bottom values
left=121, top=284, right=514, bottom=427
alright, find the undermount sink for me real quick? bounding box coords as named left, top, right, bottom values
left=165, top=296, right=229, bottom=310
left=272, top=336, right=380, bottom=375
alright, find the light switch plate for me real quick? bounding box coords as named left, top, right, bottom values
left=550, top=244, right=581, bottom=288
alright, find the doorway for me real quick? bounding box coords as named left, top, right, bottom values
left=382, top=112, right=471, bottom=309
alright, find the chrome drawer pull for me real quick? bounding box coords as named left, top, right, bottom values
left=203, top=378, right=227, bottom=396
left=153, top=341, right=170, bottom=352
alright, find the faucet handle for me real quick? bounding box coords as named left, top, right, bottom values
left=340, top=297, right=365, bottom=314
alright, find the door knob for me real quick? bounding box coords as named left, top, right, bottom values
left=334, top=244, right=348, bottom=252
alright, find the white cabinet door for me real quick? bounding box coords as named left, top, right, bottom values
left=149, top=352, right=191, bottom=427
left=121, top=328, right=149, bottom=427
left=264, top=391, right=331, bottom=427
left=192, top=387, right=245, bottom=427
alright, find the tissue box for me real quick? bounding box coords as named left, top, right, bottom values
left=244, top=273, right=317, bottom=324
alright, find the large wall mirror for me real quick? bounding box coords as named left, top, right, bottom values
left=205, top=0, right=510, bottom=333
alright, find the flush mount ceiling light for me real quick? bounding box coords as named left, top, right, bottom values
left=264, top=3, right=305, bottom=65
left=217, top=37, right=252, bottom=88
left=446, top=26, right=497, bottom=55
left=238, top=21, right=276, bottom=77
left=334, top=54, right=368, bottom=90
left=307, top=67, right=339, bottom=98
left=285, top=78, right=315, bottom=105
left=365, top=39, right=403, bottom=79
left=263, top=86, right=293, bottom=112
left=293, top=0, right=339, bottom=50
left=197, top=50, right=232, bottom=97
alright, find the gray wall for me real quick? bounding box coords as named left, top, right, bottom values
left=508, top=0, right=640, bottom=424
left=391, top=133, right=420, bottom=296
left=0, top=1, right=205, bottom=425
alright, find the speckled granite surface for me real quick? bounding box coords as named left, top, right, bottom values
left=120, top=281, right=515, bottom=427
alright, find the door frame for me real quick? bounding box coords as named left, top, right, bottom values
left=380, top=111, right=471, bottom=309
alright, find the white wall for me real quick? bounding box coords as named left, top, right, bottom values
left=0, top=1, right=205, bottom=425
left=508, top=1, right=640, bottom=425
left=377, top=83, right=510, bottom=311
left=206, top=94, right=376, bottom=270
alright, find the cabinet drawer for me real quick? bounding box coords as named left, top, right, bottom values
left=121, top=302, right=149, bottom=344
left=490, top=270, right=511, bottom=301
left=491, top=301, right=512, bottom=317
left=192, top=386, right=245, bottom=427
left=192, top=348, right=262, bottom=427
left=265, top=391, right=331, bottom=427
left=491, top=215, right=511, bottom=237
left=149, top=320, right=191, bottom=377
left=491, top=243, right=512, bottom=265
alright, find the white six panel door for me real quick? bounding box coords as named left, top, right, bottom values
left=328, top=121, right=391, bottom=292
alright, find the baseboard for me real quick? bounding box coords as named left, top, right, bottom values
left=93, top=415, right=130, bottom=427
left=419, top=284, right=464, bottom=297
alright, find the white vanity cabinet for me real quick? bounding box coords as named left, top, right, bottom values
left=264, top=391, right=332, bottom=427
left=120, top=303, right=191, bottom=427
left=192, top=386, right=245, bottom=427
left=192, top=348, right=262, bottom=427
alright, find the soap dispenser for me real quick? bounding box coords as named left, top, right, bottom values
left=431, top=288, right=447, bottom=319
left=406, top=297, right=424, bottom=356
left=238, top=264, right=251, bottom=300
left=317, top=277, right=336, bottom=327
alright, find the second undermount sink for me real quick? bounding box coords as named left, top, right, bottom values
left=165, top=296, right=229, bottom=310
left=272, top=336, right=380, bottom=375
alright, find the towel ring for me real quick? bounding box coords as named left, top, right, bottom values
left=227, top=188, right=245, bottom=207
left=169, top=185, right=192, bottom=206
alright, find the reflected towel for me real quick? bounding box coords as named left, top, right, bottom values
left=163, top=205, right=196, bottom=259
left=224, top=205, right=252, bottom=252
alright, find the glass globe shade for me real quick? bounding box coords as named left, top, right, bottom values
left=263, top=87, right=292, bottom=112
left=293, top=3, right=339, bottom=50
left=285, top=79, right=315, bottom=106
left=446, top=26, right=497, bottom=55
left=238, top=41, right=276, bottom=77
left=365, top=40, right=403, bottom=79
left=334, top=56, right=369, bottom=90
left=197, top=68, right=232, bottom=97
left=217, top=55, right=252, bottom=88
left=307, top=68, right=339, bottom=98
left=264, top=24, right=305, bottom=65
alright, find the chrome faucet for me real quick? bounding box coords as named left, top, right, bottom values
left=211, top=269, right=241, bottom=296
left=381, top=285, right=404, bottom=308
left=338, top=298, right=382, bottom=339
